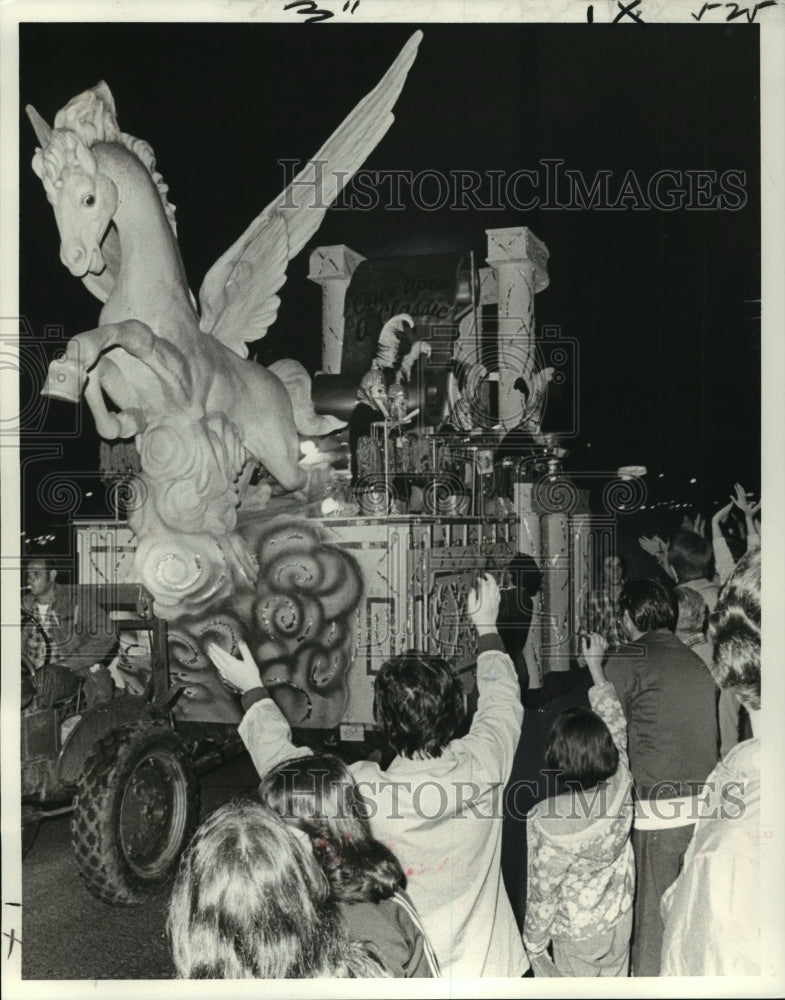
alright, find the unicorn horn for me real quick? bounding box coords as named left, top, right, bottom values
left=25, top=105, right=53, bottom=146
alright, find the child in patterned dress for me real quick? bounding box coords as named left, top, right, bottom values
left=523, top=632, right=634, bottom=977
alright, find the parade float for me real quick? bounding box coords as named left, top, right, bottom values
left=21, top=30, right=614, bottom=902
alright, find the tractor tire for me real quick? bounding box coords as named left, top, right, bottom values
left=71, top=721, right=198, bottom=905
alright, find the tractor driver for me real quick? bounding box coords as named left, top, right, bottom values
left=22, top=557, right=117, bottom=709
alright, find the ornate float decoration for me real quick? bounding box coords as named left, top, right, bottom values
left=30, top=32, right=627, bottom=731
left=28, top=32, right=422, bottom=623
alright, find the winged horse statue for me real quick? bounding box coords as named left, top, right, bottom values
left=27, top=32, right=422, bottom=620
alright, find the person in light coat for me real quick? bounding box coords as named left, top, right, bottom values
left=208, top=574, right=528, bottom=978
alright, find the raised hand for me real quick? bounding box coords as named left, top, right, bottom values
left=206, top=640, right=262, bottom=694
left=467, top=573, right=501, bottom=635
left=712, top=499, right=734, bottom=529
left=639, top=534, right=667, bottom=560
left=580, top=631, right=609, bottom=684
left=731, top=482, right=760, bottom=517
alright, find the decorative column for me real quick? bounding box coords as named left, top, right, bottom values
left=478, top=264, right=498, bottom=307
left=570, top=513, right=593, bottom=660
left=308, top=244, right=366, bottom=374
left=486, top=227, right=549, bottom=431
left=455, top=265, right=498, bottom=358
left=541, top=512, right=571, bottom=673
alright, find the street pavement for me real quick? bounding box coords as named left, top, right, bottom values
left=21, top=752, right=260, bottom=980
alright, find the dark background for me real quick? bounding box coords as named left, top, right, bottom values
left=19, top=22, right=761, bottom=548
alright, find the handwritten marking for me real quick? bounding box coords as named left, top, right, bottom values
left=614, top=0, right=645, bottom=22
left=284, top=0, right=334, bottom=22
left=692, top=0, right=777, bottom=19
left=692, top=1, right=722, bottom=17
left=3, top=928, right=21, bottom=959
left=3, top=902, right=22, bottom=960
left=283, top=0, right=362, bottom=23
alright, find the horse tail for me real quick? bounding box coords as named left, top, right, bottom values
left=268, top=359, right=346, bottom=437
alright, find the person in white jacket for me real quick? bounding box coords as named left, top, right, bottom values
left=207, top=574, right=528, bottom=979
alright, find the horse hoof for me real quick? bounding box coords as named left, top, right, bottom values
left=42, top=356, right=86, bottom=402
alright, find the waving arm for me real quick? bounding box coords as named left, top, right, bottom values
left=731, top=482, right=761, bottom=548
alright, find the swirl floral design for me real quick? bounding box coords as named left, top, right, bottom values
left=165, top=520, right=364, bottom=728
left=138, top=412, right=245, bottom=537
left=134, top=530, right=232, bottom=618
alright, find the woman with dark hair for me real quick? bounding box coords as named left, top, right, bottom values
left=167, top=800, right=389, bottom=979
left=259, top=754, right=440, bottom=978
left=523, top=632, right=634, bottom=977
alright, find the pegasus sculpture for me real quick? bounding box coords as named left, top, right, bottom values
left=28, top=32, right=422, bottom=621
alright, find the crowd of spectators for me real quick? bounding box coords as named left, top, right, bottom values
left=160, top=482, right=763, bottom=979
left=23, top=482, right=761, bottom=980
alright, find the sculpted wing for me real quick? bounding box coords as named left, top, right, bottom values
left=198, top=30, right=423, bottom=357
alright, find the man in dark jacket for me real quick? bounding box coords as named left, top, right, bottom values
left=605, top=578, right=719, bottom=977
left=22, top=557, right=117, bottom=708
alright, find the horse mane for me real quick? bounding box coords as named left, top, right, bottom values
left=48, top=82, right=178, bottom=235
left=117, top=131, right=178, bottom=235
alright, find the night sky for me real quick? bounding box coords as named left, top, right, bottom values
left=19, top=22, right=760, bottom=546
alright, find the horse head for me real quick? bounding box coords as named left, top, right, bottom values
left=28, top=111, right=117, bottom=278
